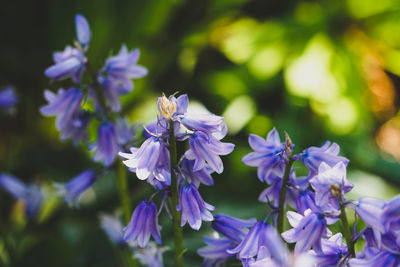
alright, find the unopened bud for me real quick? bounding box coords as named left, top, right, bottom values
left=284, top=132, right=293, bottom=157
left=330, top=184, right=341, bottom=198
left=158, top=94, right=176, bottom=119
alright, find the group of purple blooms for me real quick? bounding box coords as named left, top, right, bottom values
left=1, top=14, right=400, bottom=267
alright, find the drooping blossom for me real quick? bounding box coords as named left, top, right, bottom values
left=242, top=128, right=286, bottom=182
left=0, top=173, right=43, bottom=217
left=198, top=235, right=236, bottom=267
left=0, top=87, right=18, bottom=109
left=92, top=122, right=119, bottom=167
left=185, top=130, right=234, bottom=174
left=119, top=136, right=170, bottom=181
left=211, top=214, right=257, bottom=243
left=180, top=158, right=214, bottom=187
left=282, top=209, right=331, bottom=254
left=295, top=141, right=349, bottom=175
left=382, top=195, right=400, bottom=231
left=177, top=183, right=215, bottom=230
left=309, top=233, right=348, bottom=267
left=124, top=200, right=161, bottom=248
left=349, top=250, right=400, bottom=267
left=58, top=170, right=96, bottom=204
left=133, top=242, right=168, bottom=267
left=309, top=162, right=353, bottom=211
left=99, top=214, right=125, bottom=245
left=75, top=14, right=91, bottom=50
left=101, top=45, right=148, bottom=94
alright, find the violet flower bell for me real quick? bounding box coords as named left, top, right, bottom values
left=180, top=158, right=214, bottom=187
left=44, top=46, right=87, bottom=83
left=349, top=250, right=400, bottom=267
left=177, top=183, right=215, bottom=230
left=59, top=170, right=96, bottom=204
left=40, top=88, right=83, bottom=133
left=295, top=141, right=349, bottom=176
left=309, top=162, right=353, bottom=211
left=211, top=214, right=257, bottom=243
left=382, top=195, right=400, bottom=231
left=197, top=235, right=236, bottom=267
left=310, top=233, right=348, bottom=267
left=99, top=214, right=125, bottom=245
left=92, top=122, right=119, bottom=167
left=0, top=87, right=18, bottom=109
left=124, top=199, right=161, bottom=248
left=102, top=45, right=148, bottom=94
left=75, top=14, right=91, bottom=51
left=0, top=173, right=43, bottom=217
left=119, top=136, right=170, bottom=181
left=185, top=130, right=234, bottom=174
left=242, top=128, right=286, bottom=182
left=281, top=209, right=331, bottom=254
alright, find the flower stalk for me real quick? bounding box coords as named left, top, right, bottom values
left=338, top=194, right=356, bottom=257
left=169, top=119, right=184, bottom=267
left=277, top=157, right=294, bottom=234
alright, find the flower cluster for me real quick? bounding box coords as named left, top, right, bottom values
left=198, top=127, right=400, bottom=267
left=41, top=14, right=146, bottom=166
left=120, top=93, right=234, bottom=248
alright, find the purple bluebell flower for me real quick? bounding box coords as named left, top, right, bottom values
left=62, top=170, right=96, bottom=204
left=0, top=87, right=18, bottom=109
left=92, top=122, right=119, bottom=167
left=134, top=242, right=168, bottom=267
left=124, top=200, right=161, bottom=248
left=158, top=94, right=188, bottom=120
left=349, top=250, right=400, bottom=267
left=198, top=235, right=236, bottom=266
left=180, top=158, right=214, bottom=187
left=296, top=189, right=319, bottom=214
left=211, top=214, right=257, bottom=243
left=282, top=209, right=330, bottom=254
left=382, top=195, right=400, bottom=231
left=59, top=111, right=90, bottom=143
left=310, top=233, right=348, bottom=267
left=75, top=14, right=91, bottom=50
left=45, top=46, right=86, bottom=83
left=102, top=45, right=148, bottom=94
left=355, top=197, right=386, bottom=245
left=180, top=113, right=224, bottom=134
left=242, top=128, right=286, bottom=182
left=185, top=131, right=234, bottom=174
left=0, top=173, right=42, bottom=217
left=309, top=162, right=353, bottom=211
left=119, top=136, right=170, bottom=181
left=99, top=214, right=125, bottom=245
left=177, top=183, right=215, bottom=230
left=228, top=222, right=282, bottom=260
left=40, top=88, right=83, bottom=132
left=295, top=141, right=349, bottom=175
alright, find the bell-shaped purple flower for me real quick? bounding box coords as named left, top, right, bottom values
left=349, top=250, right=400, bottom=267
left=296, top=141, right=349, bottom=175
left=124, top=200, right=161, bottom=248
left=62, top=170, right=96, bottom=203
left=355, top=197, right=386, bottom=244
left=102, top=45, right=148, bottom=94
left=242, top=128, right=286, bottom=182
left=45, top=46, right=86, bottom=83
left=309, top=162, right=353, bottom=211
left=282, top=209, right=330, bottom=254
left=40, top=88, right=83, bottom=132
left=119, top=136, right=170, bottom=181
left=310, top=233, right=348, bottom=267
left=99, top=214, right=125, bottom=245
left=180, top=158, right=214, bottom=187
left=185, top=131, right=234, bottom=174
left=382, top=195, right=400, bottom=231
left=75, top=14, right=91, bottom=50
left=198, top=235, right=236, bottom=266
left=177, top=183, right=215, bottom=230
left=180, top=113, right=224, bottom=134
left=228, top=222, right=282, bottom=260
left=0, top=87, right=18, bottom=109
left=296, top=189, right=319, bottom=214
left=0, top=173, right=42, bottom=217
left=92, top=122, right=119, bottom=167
left=211, top=214, right=257, bottom=243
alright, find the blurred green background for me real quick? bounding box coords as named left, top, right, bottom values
left=1, top=0, right=400, bottom=266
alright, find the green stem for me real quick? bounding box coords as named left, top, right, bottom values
left=277, top=158, right=294, bottom=234
left=116, top=161, right=131, bottom=225
left=339, top=197, right=356, bottom=257
left=169, top=120, right=184, bottom=267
